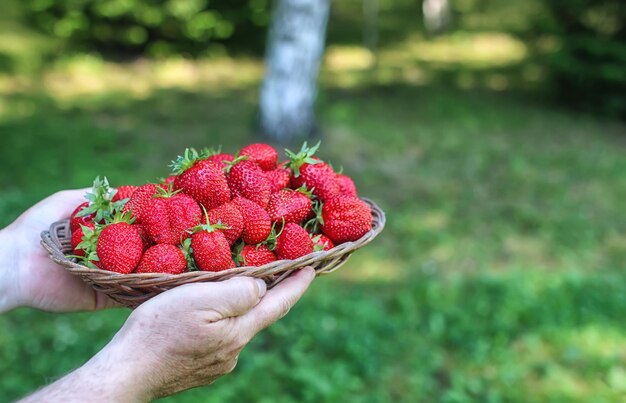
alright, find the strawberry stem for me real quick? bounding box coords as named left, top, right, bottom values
left=285, top=141, right=321, bottom=178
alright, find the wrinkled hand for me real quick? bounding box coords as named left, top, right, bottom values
left=22, top=268, right=316, bottom=402
left=0, top=190, right=116, bottom=312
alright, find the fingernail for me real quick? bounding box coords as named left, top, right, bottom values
left=302, top=266, right=316, bottom=280
left=255, top=278, right=267, bottom=297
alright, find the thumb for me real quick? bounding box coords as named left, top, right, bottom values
left=149, top=277, right=268, bottom=320
left=239, top=267, right=315, bottom=336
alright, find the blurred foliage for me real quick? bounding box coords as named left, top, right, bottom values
left=22, top=0, right=270, bottom=57
left=538, top=0, right=626, bottom=117
left=12, top=0, right=625, bottom=117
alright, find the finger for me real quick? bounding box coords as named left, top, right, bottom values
left=239, top=267, right=315, bottom=336
left=147, top=277, right=267, bottom=320
left=94, top=291, right=123, bottom=310
left=18, top=189, right=91, bottom=227
left=41, top=189, right=92, bottom=220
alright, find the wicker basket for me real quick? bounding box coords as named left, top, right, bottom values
left=40, top=199, right=385, bottom=308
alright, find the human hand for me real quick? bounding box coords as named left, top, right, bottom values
left=21, top=268, right=316, bottom=402
left=0, top=190, right=117, bottom=313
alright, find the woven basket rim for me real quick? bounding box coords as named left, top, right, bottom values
left=41, top=198, right=386, bottom=282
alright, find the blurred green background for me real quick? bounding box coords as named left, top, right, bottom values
left=1, top=0, right=625, bottom=401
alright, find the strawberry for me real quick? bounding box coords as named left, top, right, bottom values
left=171, top=148, right=231, bottom=211
left=135, top=244, right=187, bottom=274
left=123, top=183, right=159, bottom=224
left=206, top=153, right=235, bottom=168
left=312, top=234, right=335, bottom=251
left=143, top=188, right=202, bottom=245
left=190, top=221, right=235, bottom=272
left=112, top=185, right=138, bottom=202
left=71, top=222, right=95, bottom=257
left=96, top=213, right=143, bottom=274
left=286, top=142, right=339, bottom=202
left=227, top=159, right=272, bottom=208
left=70, top=202, right=94, bottom=233
left=239, top=143, right=279, bottom=171
left=134, top=224, right=152, bottom=251
left=275, top=223, right=314, bottom=260
left=207, top=202, right=244, bottom=246
left=265, top=163, right=291, bottom=193
left=321, top=196, right=372, bottom=243
left=335, top=174, right=358, bottom=197
left=232, top=197, right=272, bottom=244
left=238, top=244, right=277, bottom=267
left=266, top=188, right=312, bottom=224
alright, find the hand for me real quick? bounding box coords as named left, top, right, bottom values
left=21, top=268, right=316, bottom=402
left=0, top=190, right=117, bottom=313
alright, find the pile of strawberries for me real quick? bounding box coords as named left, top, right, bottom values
left=69, top=142, right=373, bottom=275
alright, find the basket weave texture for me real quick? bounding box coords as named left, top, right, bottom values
left=40, top=199, right=385, bottom=308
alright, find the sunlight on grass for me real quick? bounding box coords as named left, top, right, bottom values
left=335, top=249, right=406, bottom=282
left=38, top=56, right=263, bottom=102
left=512, top=325, right=626, bottom=400
left=325, top=45, right=375, bottom=71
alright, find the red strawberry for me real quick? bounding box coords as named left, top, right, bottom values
left=143, top=189, right=202, bottom=245
left=135, top=244, right=187, bottom=274
left=321, top=196, right=372, bottom=243
left=286, top=142, right=339, bottom=202
left=191, top=223, right=235, bottom=272
left=207, top=202, right=244, bottom=246
left=232, top=197, right=272, bottom=244
left=227, top=160, right=271, bottom=208
left=265, top=164, right=292, bottom=193
left=239, top=143, right=279, bottom=171
left=206, top=153, right=235, bottom=168
left=172, top=148, right=231, bottom=211
left=71, top=222, right=95, bottom=257
left=335, top=174, right=358, bottom=197
left=239, top=244, right=277, bottom=267
left=266, top=188, right=312, bottom=224
left=134, top=224, right=152, bottom=251
left=312, top=234, right=335, bottom=251
left=275, top=223, right=314, bottom=260
left=96, top=216, right=143, bottom=274
left=70, top=202, right=94, bottom=232
left=123, top=183, right=159, bottom=224
left=112, top=185, right=138, bottom=202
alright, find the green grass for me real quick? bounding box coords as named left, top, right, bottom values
left=0, top=70, right=625, bottom=402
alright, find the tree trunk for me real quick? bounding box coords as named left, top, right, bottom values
left=260, top=0, right=331, bottom=143
left=422, top=0, right=451, bottom=35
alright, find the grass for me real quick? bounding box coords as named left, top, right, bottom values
left=1, top=1, right=626, bottom=400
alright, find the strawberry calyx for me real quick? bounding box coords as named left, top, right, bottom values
left=260, top=218, right=285, bottom=251
left=295, top=184, right=314, bottom=199
left=170, top=148, right=209, bottom=175
left=201, top=145, right=222, bottom=157
left=76, top=176, right=126, bottom=223
left=180, top=238, right=198, bottom=271
left=223, top=155, right=249, bottom=174
left=311, top=234, right=325, bottom=252
left=190, top=207, right=231, bottom=234
left=232, top=240, right=246, bottom=266
left=74, top=223, right=102, bottom=268
left=108, top=209, right=136, bottom=225
left=153, top=182, right=181, bottom=198
left=285, top=141, right=321, bottom=178
left=304, top=199, right=324, bottom=233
